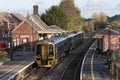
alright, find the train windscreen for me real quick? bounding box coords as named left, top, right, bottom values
left=36, top=44, right=54, bottom=59
left=36, top=43, right=48, bottom=60
left=36, top=44, right=42, bottom=56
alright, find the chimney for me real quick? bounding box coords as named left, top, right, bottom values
left=33, top=5, right=39, bottom=15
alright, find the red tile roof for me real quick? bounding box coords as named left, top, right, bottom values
left=0, top=12, right=24, bottom=23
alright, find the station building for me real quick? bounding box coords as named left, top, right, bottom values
left=94, top=27, right=120, bottom=52
left=0, top=5, right=66, bottom=50
left=94, top=27, right=120, bottom=79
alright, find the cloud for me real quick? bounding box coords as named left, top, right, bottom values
left=17, top=0, right=120, bottom=18
left=36, top=0, right=61, bottom=13
left=86, top=0, right=110, bottom=8
left=107, top=3, right=120, bottom=16
left=37, top=0, right=60, bottom=9
left=114, top=3, right=120, bottom=10
left=80, top=0, right=117, bottom=18
left=20, top=0, right=61, bottom=16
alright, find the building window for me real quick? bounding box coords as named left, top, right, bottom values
left=23, top=38, right=28, bottom=43
left=13, top=39, right=19, bottom=47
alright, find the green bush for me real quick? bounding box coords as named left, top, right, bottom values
left=104, top=49, right=113, bottom=58
left=0, top=51, right=7, bottom=62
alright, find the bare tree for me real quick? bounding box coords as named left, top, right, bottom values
left=100, top=12, right=108, bottom=23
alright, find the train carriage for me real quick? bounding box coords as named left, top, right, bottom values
left=67, top=31, right=84, bottom=49
left=35, top=30, right=84, bottom=68
left=35, top=36, right=69, bottom=67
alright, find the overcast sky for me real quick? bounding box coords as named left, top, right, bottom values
left=0, top=0, right=120, bottom=18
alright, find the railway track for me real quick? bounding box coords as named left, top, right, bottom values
left=22, top=53, right=64, bottom=80
left=22, top=38, right=96, bottom=80
left=22, top=68, right=46, bottom=80
left=59, top=39, right=96, bottom=80
left=0, top=52, right=35, bottom=80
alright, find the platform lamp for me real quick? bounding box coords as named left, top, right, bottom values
left=7, top=21, right=13, bottom=61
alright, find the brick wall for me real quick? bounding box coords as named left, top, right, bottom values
left=12, top=21, right=38, bottom=46
left=0, top=26, right=2, bottom=40
left=94, top=34, right=120, bottom=52
left=0, top=22, right=3, bottom=40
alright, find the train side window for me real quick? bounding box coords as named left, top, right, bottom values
left=49, top=45, right=53, bottom=56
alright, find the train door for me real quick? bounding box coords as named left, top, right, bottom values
left=41, top=44, right=48, bottom=60
left=42, top=44, right=54, bottom=60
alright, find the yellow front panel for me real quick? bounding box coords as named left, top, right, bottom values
left=36, top=42, right=56, bottom=68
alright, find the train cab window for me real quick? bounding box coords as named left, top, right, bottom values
left=49, top=45, right=53, bottom=56
left=36, top=44, right=42, bottom=56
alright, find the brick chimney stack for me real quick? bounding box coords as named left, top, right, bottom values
left=33, top=5, right=39, bottom=15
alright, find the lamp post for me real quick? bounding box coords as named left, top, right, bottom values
left=10, top=31, right=12, bottom=60
left=8, top=30, right=12, bottom=60
left=31, top=26, right=33, bottom=51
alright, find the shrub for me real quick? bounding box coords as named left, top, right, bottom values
left=0, top=51, right=8, bottom=62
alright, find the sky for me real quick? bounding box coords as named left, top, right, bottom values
left=0, top=0, right=120, bottom=18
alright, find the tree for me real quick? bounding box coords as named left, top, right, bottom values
left=92, top=12, right=107, bottom=23
left=82, top=21, right=94, bottom=36
left=104, top=49, right=113, bottom=58
left=60, top=0, right=84, bottom=31
left=92, top=12, right=108, bottom=30
left=111, top=20, right=120, bottom=32
left=92, top=12, right=101, bottom=22
left=100, top=12, right=107, bottom=23
left=41, top=6, right=68, bottom=30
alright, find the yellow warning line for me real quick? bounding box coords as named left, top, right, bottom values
left=91, top=52, right=95, bottom=80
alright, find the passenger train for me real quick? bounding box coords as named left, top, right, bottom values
left=35, top=31, right=84, bottom=68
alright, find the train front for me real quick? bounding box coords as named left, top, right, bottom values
left=35, top=42, right=55, bottom=68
